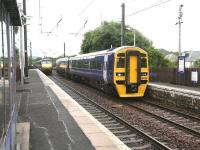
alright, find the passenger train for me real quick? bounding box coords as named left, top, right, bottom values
left=56, top=46, right=149, bottom=97
left=34, top=58, right=53, bottom=75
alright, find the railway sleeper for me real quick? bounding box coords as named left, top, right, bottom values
left=78, top=103, right=93, bottom=106
left=192, top=125, right=200, bottom=129
left=104, top=123, right=121, bottom=127
left=97, top=117, right=112, bottom=121
left=94, top=115, right=109, bottom=118
left=92, top=113, right=107, bottom=117
left=84, top=107, right=97, bottom=111
left=123, top=138, right=143, bottom=144
left=111, top=129, right=130, bottom=134
left=84, top=106, right=96, bottom=110
left=183, top=122, right=199, bottom=126
left=117, top=134, right=137, bottom=138
left=90, top=110, right=103, bottom=114
left=130, top=144, right=152, bottom=150
left=107, top=126, right=125, bottom=130
left=100, top=120, right=117, bottom=124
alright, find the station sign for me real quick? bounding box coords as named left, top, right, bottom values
left=191, top=71, right=198, bottom=83
left=178, top=56, right=185, bottom=73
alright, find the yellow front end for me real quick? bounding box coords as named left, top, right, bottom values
left=59, top=64, right=67, bottom=70
left=114, top=47, right=149, bottom=98
left=41, top=64, right=53, bottom=72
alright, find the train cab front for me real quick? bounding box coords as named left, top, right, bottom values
left=41, top=60, right=53, bottom=74
left=114, top=47, right=149, bottom=98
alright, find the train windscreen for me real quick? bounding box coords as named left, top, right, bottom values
left=42, top=60, right=51, bottom=64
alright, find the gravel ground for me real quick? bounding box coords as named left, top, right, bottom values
left=53, top=73, right=200, bottom=150
left=145, top=99, right=200, bottom=119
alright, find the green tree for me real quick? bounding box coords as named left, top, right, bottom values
left=148, top=48, right=170, bottom=67
left=81, top=21, right=170, bottom=67
left=81, top=21, right=152, bottom=53
left=194, top=59, right=200, bottom=67
left=15, top=47, right=19, bottom=63
left=32, top=57, right=42, bottom=65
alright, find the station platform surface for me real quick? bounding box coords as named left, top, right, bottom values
left=149, top=82, right=200, bottom=96
left=16, top=69, right=129, bottom=150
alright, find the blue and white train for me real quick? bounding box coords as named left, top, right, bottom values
left=56, top=46, right=149, bottom=98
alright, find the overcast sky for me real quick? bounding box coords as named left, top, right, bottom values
left=17, top=0, right=200, bottom=57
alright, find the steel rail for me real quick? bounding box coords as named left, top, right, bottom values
left=143, top=99, right=200, bottom=122
left=124, top=101, right=200, bottom=138
left=50, top=75, right=172, bottom=150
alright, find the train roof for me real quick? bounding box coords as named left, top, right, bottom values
left=56, top=46, right=147, bottom=62
left=112, top=46, right=147, bottom=54
left=70, top=49, right=109, bottom=60
left=42, top=58, right=52, bottom=61
left=70, top=46, right=147, bottom=60
left=56, top=57, right=68, bottom=63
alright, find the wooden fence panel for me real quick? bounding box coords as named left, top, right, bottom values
left=149, top=67, right=200, bottom=87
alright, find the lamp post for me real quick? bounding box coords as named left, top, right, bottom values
left=64, top=42, right=66, bottom=57
left=133, top=29, right=135, bottom=47
left=121, top=3, right=125, bottom=46
left=23, top=0, right=28, bottom=77
left=126, top=27, right=136, bottom=47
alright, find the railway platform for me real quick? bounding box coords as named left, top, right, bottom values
left=16, top=69, right=129, bottom=150
left=149, top=82, right=200, bottom=93
left=147, top=82, right=200, bottom=112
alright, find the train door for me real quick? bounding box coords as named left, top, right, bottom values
left=126, top=51, right=141, bottom=93
left=103, top=54, right=108, bottom=83
left=129, top=56, right=137, bottom=83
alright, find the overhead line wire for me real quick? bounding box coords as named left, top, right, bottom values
left=126, top=0, right=173, bottom=18
left=47, top=17, right=63, bottom=36
left=75, top=19, right=88, bottom=37
left=78, top=0, right=96, bottom=16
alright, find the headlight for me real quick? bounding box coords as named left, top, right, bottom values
left=116, top=72, right=125, bottom=76
left=141, top=72, right=148, bottom=76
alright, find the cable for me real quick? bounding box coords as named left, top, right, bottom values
left=47, top=17, right=63, bottom=36
left=75, top=19, right=88, bottom=37
left=78, top=0, right=96, bottom=16
left=126, top=0, right=173, bottom=18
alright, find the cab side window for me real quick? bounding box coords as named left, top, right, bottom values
left=141, top=57, right=147, bottom=68
left=117, top=58, right=125, bottom=68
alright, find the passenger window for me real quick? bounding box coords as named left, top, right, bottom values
left=78, top=60, right=82, bottom=68
left=90, top=60, right=96, bottom=69
left=96, top=62, right=102, bottom=70
left=141, top=57, right=147, bottom=68
left=73, top=60, right=77, bottom=67
left=84, top=60, right=89, bottom=68
left=117, top=58, right=125, bottom=68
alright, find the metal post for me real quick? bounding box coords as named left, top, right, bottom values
left=20, top=27, right=24, bottom=85
left=23, top=0, right=28, bottom=77
left=30, top=42, right=32, bottom=66
left=134, top=29, right=135, bottom=47
left=176, top=4, right=183, bottom=56
left=176, top=4, right=184, bottom=85
left=64, top=42, right=65, bottom=57
left=39, top=0, right=42, bottom=33
left=121, top=3, right=125, bottom=46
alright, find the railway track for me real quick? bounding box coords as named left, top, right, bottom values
left=124, top=100, right=200, bottom=138
left=49, top=75, right=171, bottom=150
